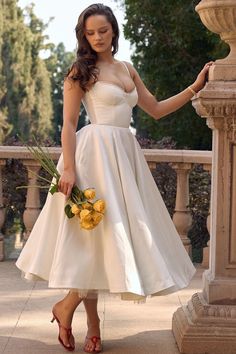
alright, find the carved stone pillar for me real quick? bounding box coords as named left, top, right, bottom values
left=22, top=160, right=41, bottom=242
left=201, top=163, right=212, bottom=268
left=171, top=163, right=192, bottom=256
left=0, top=160, right=6, bottom=261
left=202, top=108, right=236, bottom=303
left=172, top=1, right=236, bottom=353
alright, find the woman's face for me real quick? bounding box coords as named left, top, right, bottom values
left=84, top=14, right=114, bottom=53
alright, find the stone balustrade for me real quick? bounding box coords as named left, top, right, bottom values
left=0, top=146, right=212, bottom=262
left=144, top=149, right=212, bottom=258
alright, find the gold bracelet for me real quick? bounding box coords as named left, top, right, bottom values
left=187, top=86, right=197, bottom=96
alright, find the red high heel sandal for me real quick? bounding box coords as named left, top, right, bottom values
left=51, top=311, right=75, bottom=352
left=84, top=335, right=102, bottom=353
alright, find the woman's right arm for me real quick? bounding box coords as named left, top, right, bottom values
left=58, top=76, right=84, bottom=198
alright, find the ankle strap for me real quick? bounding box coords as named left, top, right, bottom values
left=59, top=323, right=72, bottom=332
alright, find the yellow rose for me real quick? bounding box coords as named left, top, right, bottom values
left=71, top=204, right=80, bottom=215
left=93, top=199, right=106, bottom=213
left=80, top=209, right=92, bottom=222
left=82, top=202, right=93, bottom=210
left=84, top=188, right=96, bottom=200
left=80, top=220, right=96, bottom=230
left=91, top=211, right=103, bottom=225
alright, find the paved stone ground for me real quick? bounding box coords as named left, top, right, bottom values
left=0, top=260, right=204, bottom=354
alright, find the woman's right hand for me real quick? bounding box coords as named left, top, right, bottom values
left=58, top=168, right=76, bottom=199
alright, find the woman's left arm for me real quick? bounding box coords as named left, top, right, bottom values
left=126, top=61, right=214, bottom=120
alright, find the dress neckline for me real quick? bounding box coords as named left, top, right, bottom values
left=93, top=81, right=137, bottom=95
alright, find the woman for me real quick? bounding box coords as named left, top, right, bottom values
left=16, top=3, right=213, bottom=353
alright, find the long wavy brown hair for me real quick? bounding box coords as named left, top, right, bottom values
left=65, top=3, right=119, bottom=92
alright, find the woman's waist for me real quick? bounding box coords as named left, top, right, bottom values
left=75, top=123, right=133, bottom=136
left=87, top=109, right=132, bottom=127
left=88, top=122, right=131, bottom=130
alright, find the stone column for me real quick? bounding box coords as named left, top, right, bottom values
left=171, top=163, right=192, bottom=256
left=22, top=160, right=41, bottom=242
left=0, top=160, right=6, bottom=261
left=172, top=1, right=236, bottom=353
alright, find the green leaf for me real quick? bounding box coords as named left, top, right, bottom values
left=72, top=185, right=80, bottom=194
left=49, top=184, right=58, bottom=195
left=64, top=204, right=75, bottom=218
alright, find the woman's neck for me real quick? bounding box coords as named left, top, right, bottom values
left=96, top=49, right=114, bottom=64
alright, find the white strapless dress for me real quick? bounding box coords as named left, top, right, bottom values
left=15, top=72, right=196, bottom=303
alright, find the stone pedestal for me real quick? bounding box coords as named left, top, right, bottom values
left=172, top=292, right=236, bottom=354
left=172, top=1, right=236, bottom=353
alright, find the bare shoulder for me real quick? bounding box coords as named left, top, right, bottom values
left=64, top=64, right=84, bottom=98
left=122, top=61, right=154, bottom=100
left=122, top=60, right=138, bottom=79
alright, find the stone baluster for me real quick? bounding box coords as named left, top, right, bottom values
left=22, top=160, right=41, bottom=242
left=171, top=162, right=192, bottom=256
left=0, top=160, right=6, bottom=261
left=147, top=160, right=157, bottom=171
left=201, top=163, right=212, bottom=268
left=172, top=1, right=236, bottom=353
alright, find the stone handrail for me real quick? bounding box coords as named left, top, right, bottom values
left=0, top=146, right=212, bottom=162
left=0, top=146, right=212, bottom=262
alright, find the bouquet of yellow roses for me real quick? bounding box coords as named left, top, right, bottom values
left=65, top=186, right=106, bottom=230
left=17, top=136, right=106, bottom=230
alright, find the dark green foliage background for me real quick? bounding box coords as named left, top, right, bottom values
left=121, top=0, right=228, bottom=149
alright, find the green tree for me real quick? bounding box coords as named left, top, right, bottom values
left=46, top=42, right=88, bottom=145
left=1, top=1, right=53, bottom=142
left=122, top=0, right=228, bottom=149
left=0, top=0, right=13, bottom=143
left=24, top=4, right=53, bottom=139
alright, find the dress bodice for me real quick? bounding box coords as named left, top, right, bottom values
left=82, top=64, right=138, bottom=128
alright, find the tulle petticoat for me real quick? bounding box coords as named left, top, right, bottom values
left=20, top=271, right=149, bottom=303
left=19, top=268, right=188, bottom=305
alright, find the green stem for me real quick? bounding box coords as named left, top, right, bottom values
left=16, top=185, right=52, bottom=190
left=27, top=168, right=55, bottom=185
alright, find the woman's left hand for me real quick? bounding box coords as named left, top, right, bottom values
left=191, top=61, right=214, bottom=93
